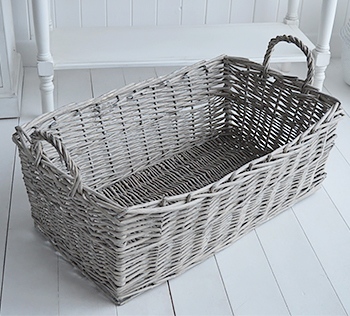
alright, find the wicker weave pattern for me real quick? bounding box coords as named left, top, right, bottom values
left=13, top=35, right=343, bottom=305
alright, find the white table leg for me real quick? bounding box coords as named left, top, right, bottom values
left=281, top=0, right=301, bottom=73
left=32, top=0, right=54, bottom=113
left=284, top=0, right=300, bottom=25
left=312, top=0, right=338, bottom=91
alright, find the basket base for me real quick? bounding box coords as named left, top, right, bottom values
left=101, top=134, right=268, bottom=207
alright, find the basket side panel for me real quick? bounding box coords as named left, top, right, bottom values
left=97, top=59, right=226, bottom=187
left=223, top=57, right=338, bottom=153
left=33, top=58, right=227, bottom=191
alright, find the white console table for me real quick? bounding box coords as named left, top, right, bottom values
left=32, top=0, right=338, bottom=113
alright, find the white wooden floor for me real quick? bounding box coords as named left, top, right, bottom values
left=1, top=59, right=350, bottom=316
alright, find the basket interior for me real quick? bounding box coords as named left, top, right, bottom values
left=101, top=133, right=267, bottom=207
left=223, top=57, right=333, bottom=153
left=31, top=56, right=337, bottom=207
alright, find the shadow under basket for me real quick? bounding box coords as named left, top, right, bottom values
left=13, top=35, right=343, bottom=305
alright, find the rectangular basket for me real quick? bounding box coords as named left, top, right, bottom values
left=13, top=35, right=343, bottom=305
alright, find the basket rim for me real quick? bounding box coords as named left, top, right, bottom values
left=20, top=54, right=341, bottom=132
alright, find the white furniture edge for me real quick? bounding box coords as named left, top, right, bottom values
left=0, top=54, right=23, bottom=118
left=50, top=24, right=315, bottom=69
left=0, top=0, right=23, bottom=118
left=32, top=0, right=338, bottom=113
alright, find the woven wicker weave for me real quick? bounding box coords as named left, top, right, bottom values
left=13, top=35, right=343, bottom=305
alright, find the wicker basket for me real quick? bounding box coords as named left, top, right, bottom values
left=13, top=35, right=343, bottom=305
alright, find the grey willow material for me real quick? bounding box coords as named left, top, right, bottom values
left=13, top=35, right=343, bottom=305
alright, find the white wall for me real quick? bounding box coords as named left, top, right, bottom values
left=12, top=0, right=350, bottom=66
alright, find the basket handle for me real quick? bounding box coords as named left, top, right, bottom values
left=262, top=35, right=315, bottom=87
left=16, top=126, right=83, bottom=197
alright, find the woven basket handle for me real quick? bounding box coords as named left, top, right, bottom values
left=262, top=35, right=315, bottom=87
left=28, top=128, right=83, bottom=197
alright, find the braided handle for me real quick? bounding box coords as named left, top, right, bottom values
left=29, top=128, right=83, bottom=197
left=262, top=35, right=315, bottom=87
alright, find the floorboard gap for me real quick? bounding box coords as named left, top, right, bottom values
left=167, top=281, right=177, bottom=316
left=291, top=207, right=348, bottom=315
left=214, top=254, right=235, bottom=316
left=0, top=146, right=18, bottom=313
left=254, top=230, right=292, bottom=316
left=321, top=184, right=350, bottom=233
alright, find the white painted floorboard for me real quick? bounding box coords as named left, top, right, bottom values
left=0, top=119, right=17, bottom=285
left=55, top=69, right=93, bottom=108
left=256, top=210, right=346, bottom=316
left=19, top=67, right=42, bottom=124
left=168, top=257, right=233, bottom=316
left=0, top=59, right=350, bottom=315
left=292, top=187, right=350, bottom=314
left=1, top=158, right=59, bottom=316
left=216, top=231, right=290, bottom=316
left=58, top=258, right=117, bottom=316
left=117, top=283, right=174, bottom=316
left=90, top=68, right=125, bottom=97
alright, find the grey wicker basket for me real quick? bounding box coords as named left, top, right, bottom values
left=13, top=35, right=343, bottom=305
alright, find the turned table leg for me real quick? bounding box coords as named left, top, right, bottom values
left=281, top=0, right=301, bottom=73
left=312, top=0, right=338, bottom=91
left=32, top=0, right=54, bottom=113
